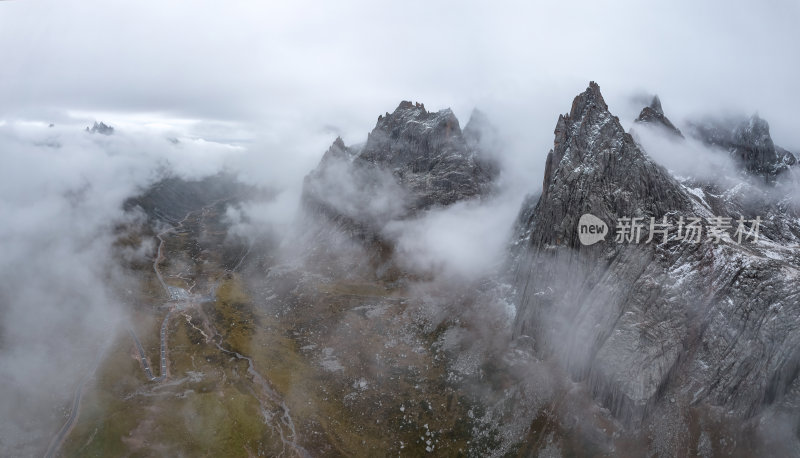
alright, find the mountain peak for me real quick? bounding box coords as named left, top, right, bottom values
left=372, top=100, right=455, bottom=136
left=543, top=82, right=618, bottom=198
left=633, top=94, right=684, bottom=138
left=735, top=114, right=771, bottom=147
left=85, top=121, right=114, bottom=135
left=395, top=100, right=425, bottom=112
left=463, top=108, right=502, bottom=180
left=528, top=82, right=690, bottom=248
left=511, top=84, right=800, bottom=441
left=304, top=100, right=496, bottom=230
left=317, top=136, right=351, bottom=166
left=464, top=108, right=488, bottom=129
left=463, top=108, right=491, bottom=143
left=687, top=113, right=794, bottom=181
left=568, top=81, right=608, bottom=120
left=649, top=95, right=663, bottom=115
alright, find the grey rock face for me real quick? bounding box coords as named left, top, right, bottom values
left=85, top=121, right=114, bottom=135
left=302, top=101, right=498, bottom=232
left=524, top=82, right=691, bottom=249
left=688, top=115, right=796, bottom=182
left=511, top=82, right=695, bottom=425
left=463, top=108, right=502, bottom=179
left=634, top=95, right=684, bottom=138
left=299, top=102, right=499, bottom=278
left=510, top=82, right=800, bottom=449
left=356, top=101, right=497, bottom=210
left=778, top=145, right=798, bottom=167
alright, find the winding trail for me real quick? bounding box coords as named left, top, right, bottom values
left=126, top=210, right=194, bottom=384
left=44, top=337, right=112, bottom=458
left=152, top=211, right=193, bottom=295
left=47, top=197, right=304, bottom=456
left=128, top=200, right=245, bottom=383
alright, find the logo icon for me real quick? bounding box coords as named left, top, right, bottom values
left=578, top=213, right=608, bottom=245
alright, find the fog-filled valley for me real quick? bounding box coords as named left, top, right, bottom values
left=2, top=1, right=800, bottom=457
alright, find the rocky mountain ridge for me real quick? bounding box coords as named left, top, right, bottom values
left=299, top=101, right=499, bottom=277
left=304, top=100, right=498, bottom=217
left=508, top=82, right=800, bottom=454
left=634, top=95, right=684, bottom=138
left=92, top=83, right=800, bottom=457
left=687, top=114, right=797, bottom=182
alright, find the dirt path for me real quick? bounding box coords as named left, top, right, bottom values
left=44, top=337, right=112, bottom=458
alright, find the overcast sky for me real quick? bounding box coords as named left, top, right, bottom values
left=1, top=0, right=798, bottom=157
left=1, top=2, right=798, bottom=452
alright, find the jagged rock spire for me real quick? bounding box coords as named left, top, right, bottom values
left=542, top=82, right=615, bottom=196
left=568, top=81, right=608, bottom=120
left=463, top=108, right=490, bottom=143
left=649, top=95, right=663, bottom=115
left=633, top=94, right=684, bottom=138
left=511, top=81, right=800, bottom=440
left=687, top=113, right=796, bottom=181
left=317, top=136, right=351, bottom=166
left=305, top=100, right=498, bottom=223
left=85, top=121, right=114, bottom=135
left=527, top=82, right=691, bottom=248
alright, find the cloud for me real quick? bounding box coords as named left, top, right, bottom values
left=385, top=195, right=524, bottom=281
left=0, top=119, right=237, bottom=454
left=631, top=123, right=742, bottom=183
left=1, top=0, right=798, bottom=152
left=0, top=0, right=798, bottom=453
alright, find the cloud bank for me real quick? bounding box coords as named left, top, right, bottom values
left=0, top=120, right=236, bottom=453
